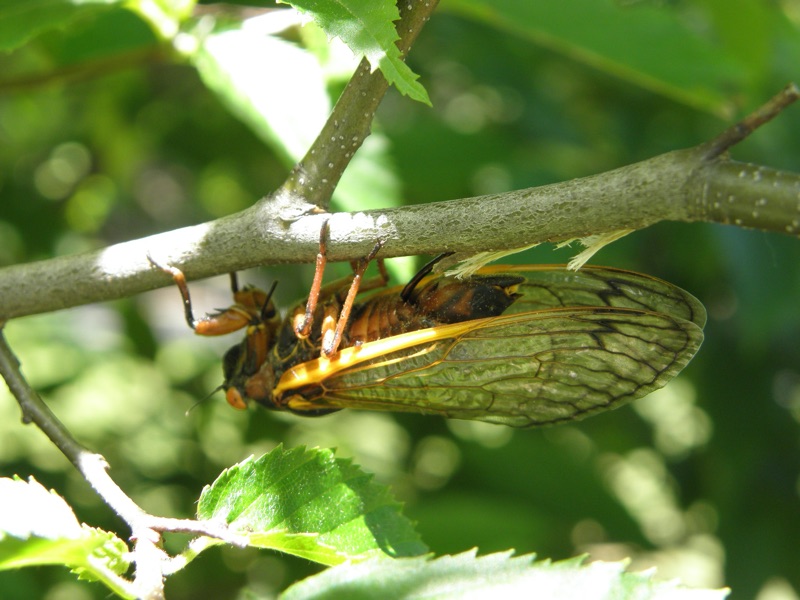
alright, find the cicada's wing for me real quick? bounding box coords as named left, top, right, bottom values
left=356, top=265, right=706, bottom=328
left=276, top=307, right=703, bottom=427
left=273, top=266, right=706, bottom=427
left=478, top=265, right=706, bottom=328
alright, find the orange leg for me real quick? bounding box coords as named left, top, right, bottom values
left=149, top=255, right=274, bottom=336
left=321, top=239, right=384, bottom=357
left=148, top=255, right=200, bottom=331
left=354, top=258, right=390, bottom=295
left=291, top=221, right=387, bottom=357
left=294, top=220, right=331, bottom=339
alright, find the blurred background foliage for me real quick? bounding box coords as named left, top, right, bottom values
left=1, top=1, right=800, bottom=598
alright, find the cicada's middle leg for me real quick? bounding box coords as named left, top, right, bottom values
left=292, top=220, right=388, bottom=358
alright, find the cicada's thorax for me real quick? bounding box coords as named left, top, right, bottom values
left=222, top=280, right=352, bottom=414
left=222, top=272, right=525, bottom=414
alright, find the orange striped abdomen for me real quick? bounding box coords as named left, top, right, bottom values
left=345, top=274, right=524, bottom=346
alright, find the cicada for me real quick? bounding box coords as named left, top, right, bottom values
left=153, top=239, right=705, bottom=428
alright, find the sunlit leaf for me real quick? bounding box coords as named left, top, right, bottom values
left=197, top=446, right=427, bottom=565
left=192, top=14, right=403, bottom=212
left=194, top=19, right=331, bottom=163
left=281, top=0, right=430, bottom=104
left=0, top=477, right=130, bottom=593
left=280, top=550, right=730, bottom=600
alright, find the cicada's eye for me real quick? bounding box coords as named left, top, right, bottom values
left=222, top=343, right=244, bottom=382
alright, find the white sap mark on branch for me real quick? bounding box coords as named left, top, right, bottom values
left=327, top=212, right=396, bottom=240
left=107, top=222, right=213, bottom=276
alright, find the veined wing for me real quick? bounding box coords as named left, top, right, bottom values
left=356, top=264, right=705, bottom=328
left=491, top=265, right=706, bottom=327
left=276, top=305, right=704, bottom=427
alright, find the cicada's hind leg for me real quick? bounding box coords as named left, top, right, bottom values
left=352, top=255, right=390, bottom=295
left=292, top=221, right=387, bottom=357
left=148, top=255, right=272, bottom=336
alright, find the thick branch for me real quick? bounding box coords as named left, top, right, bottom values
left=0, top=143, right=798, bottom=321
left=689, top=161, right=800, bottom=233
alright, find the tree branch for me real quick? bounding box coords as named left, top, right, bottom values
left=1, top=130, right=799, bottom=320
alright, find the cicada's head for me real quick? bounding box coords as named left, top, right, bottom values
left=221, top=338, right=276, bottom=410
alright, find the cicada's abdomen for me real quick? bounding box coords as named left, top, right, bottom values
left=344, top=274, right=524, bottom=345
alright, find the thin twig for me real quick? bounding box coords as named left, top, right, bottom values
left=701, top=83, right=800, bottom=159
left=282, top=0, right=440, bottom=209
left=0, top=326, right=248, bottom=599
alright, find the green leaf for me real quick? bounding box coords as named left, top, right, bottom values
left=193, top=21, right=334, bottom=165
left=126, top=0, right=196, bottom=40
left=0, top=0, right=124, bottom=53
left=0, top=477, right=131, bottom=596
left=38, top=8, right=157, bottom=69
left=443, top=0, right=746, bottom=117
left=196, top=446, right=427, bottom=566
left=280, top=550, right=731, bottom=600
left=281, top=0, right=430, bottom=104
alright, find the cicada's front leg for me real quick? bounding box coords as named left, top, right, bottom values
left=148, top=255, right=277, bottom=336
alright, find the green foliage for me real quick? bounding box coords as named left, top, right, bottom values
left=0, top=468, right=730, bottom=599
left=1, top=1, right=800, bottom=599
left=0, top=478, right=130, bottom=596
left=0, top=448, right=427, bottom=595
left=282, top=551, right=729, bottom=600
left=0, top=0, right=123, bottom=53
left=196, top=446, right=427, bottom=564
left=283, top=0, right=430, bottom=104
left=443, top=0, right=747, bottom=116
